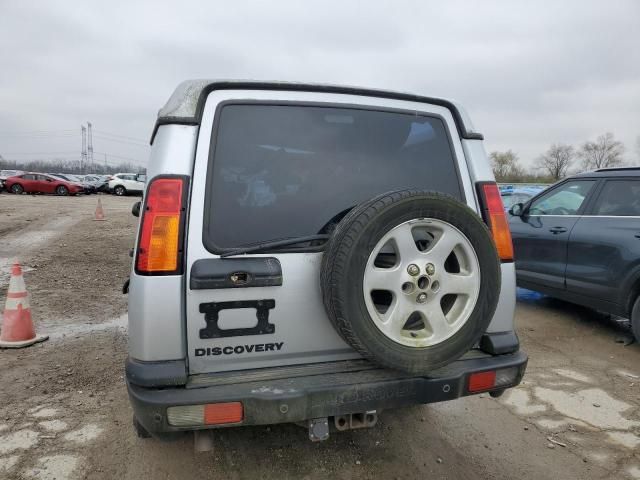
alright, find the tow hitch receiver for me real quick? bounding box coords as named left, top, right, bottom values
left=307, top=411, right=379, bottom=442
left=335, top=411, right=378, bottom=431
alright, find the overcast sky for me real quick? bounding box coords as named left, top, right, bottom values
left=1, top=0, right=638, bottom=169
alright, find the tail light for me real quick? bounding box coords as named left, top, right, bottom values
left=468, top=370, right=496, bottom=393
left=167, top=402, right=244, bottom=427
left=468, top=367, right=520, bottom=393
left=476, top=182, right=514, bottom=262
left=135, top=176, right=188, bottom=275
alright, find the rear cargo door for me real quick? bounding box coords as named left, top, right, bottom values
left=185, top=89, right=475, bottom=375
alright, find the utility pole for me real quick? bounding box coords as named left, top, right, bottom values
left=87, top=121, right=94, bottom=164
left=81, top=125, right=87, bottom=172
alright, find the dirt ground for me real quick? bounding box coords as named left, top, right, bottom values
left=0, top=194, right=638, bottom=480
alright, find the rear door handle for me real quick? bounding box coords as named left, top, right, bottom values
left=635, top=233, right=640, bottom=239
left=549, top=227, right=567, bottom=234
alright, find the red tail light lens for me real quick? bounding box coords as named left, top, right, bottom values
left=468, top=370, right=497, bottom=393
left=476, top=182, right=514, bottom=262
left=204, top=402, right=244, bottom=425
left=135, top=176, right=187, bottom=274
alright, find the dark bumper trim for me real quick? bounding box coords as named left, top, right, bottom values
left=126, top=357, right=187, bottom=388
left=480, top=331, right=519, bottom=355
left=127, top=351, right=527, bottom=434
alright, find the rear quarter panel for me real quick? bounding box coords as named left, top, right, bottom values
left=128, top=124, right=198, bottom=361
left=461, top=138, right=516, bottom=333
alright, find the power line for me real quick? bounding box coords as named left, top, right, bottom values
left=93, top=150, right=146, bottom=164
left=92, top=134, right=149, bottom=148
left=93, top=130, right=148, bottom=143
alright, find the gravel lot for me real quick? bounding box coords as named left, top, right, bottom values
left=0, top=194, right=638, bottom=479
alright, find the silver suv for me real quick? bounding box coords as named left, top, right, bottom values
left=126, top=80, right=527, bottom=446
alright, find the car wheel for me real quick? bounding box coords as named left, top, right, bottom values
left=114, top=185, right=126, bottom=196
left=56, top=185, right=69, bottom=196
left=321, top=190, right=501, bottom=374
left=631, top=296, right=640, bottom=342
left=10, top=184, right=24, bottom=194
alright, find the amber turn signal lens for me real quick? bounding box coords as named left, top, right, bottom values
left=480, top=183, right=514, bottom=261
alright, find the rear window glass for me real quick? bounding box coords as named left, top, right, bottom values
left=205, top=104, right=462, bottom=249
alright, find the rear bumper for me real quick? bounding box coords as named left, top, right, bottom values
left=127, top=350, right=527, bottom=435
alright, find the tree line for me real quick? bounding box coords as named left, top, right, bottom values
left=491, top=132, right=635, bottom=183
left=0, top=157, right=145, bottom=175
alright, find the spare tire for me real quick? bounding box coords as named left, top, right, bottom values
left=321, top=190, right=501, bottom=374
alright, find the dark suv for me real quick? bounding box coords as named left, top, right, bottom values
left=508, top=167, right=640, bottom=340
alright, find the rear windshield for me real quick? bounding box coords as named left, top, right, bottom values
left=205, top=103, right=463, bottom=250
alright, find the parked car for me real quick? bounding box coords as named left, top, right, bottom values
left=508, top=168, right=640, bottom=340
left=125, top=80, right=527, bottom=445
left=500, top=186, right=546, bottom=211
left=5, top=172, right=84, bottom=195
left=108, top=173, right=146, bottom=196
left=82, top=174, right=110, bottom=192
left=0, top=169, right=23, bottom=191
left=50, top=173, right=96, bottom=194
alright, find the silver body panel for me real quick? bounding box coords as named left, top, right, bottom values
left=128, top=124, right=197, bottom=361
left=128, top=85, right=517, bottom=370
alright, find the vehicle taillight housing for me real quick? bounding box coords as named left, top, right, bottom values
left=476, top=182, right=514, bottom=262
left=135, top=176, right=188, bottom=275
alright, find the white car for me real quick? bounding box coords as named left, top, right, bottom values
left=108, top=173, right=146, bottom=196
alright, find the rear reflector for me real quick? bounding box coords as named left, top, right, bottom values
left=468, top=370, right=496, bottom=393
left=468, top=366, right=520, bottom=393
left=476, top=182, right=514, bottom=262
left=136, top=177, right=187, bottom=274
left=204, top=402, right=244, bottom=425
left=167, top=402, right=244, bottom=427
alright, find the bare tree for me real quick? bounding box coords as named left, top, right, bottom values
left=489, top=150, right=524, bottom=182
left=635, top=135, right=640, bottom=162
left=579, top=132, right=625, bottom=170
left=535, top=144, right=574, bottom=180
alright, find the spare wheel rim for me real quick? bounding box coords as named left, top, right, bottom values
left=362, top=218, right=481, bottom=348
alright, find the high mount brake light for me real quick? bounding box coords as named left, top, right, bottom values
left=476, top=182, right=514, bottom=262
left=135, top=176, right=187, bottom=274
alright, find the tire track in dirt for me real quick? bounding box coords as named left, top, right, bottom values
left=0, top=216, right=78, bottom=287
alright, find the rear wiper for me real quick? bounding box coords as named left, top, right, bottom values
left=219, top=234, right=330, bottom=258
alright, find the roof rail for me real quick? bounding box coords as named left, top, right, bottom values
left=594, top=166, right=640, bottom=172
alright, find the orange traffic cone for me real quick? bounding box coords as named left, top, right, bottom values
left=0, top=262, right=48, bottom=348
left=94, top=198, right=106, bottom=221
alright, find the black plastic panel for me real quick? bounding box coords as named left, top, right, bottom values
left=190, top=257, right=282, bottom=290
left=125, top=357, right=187, bottom=387
left=199, top=299, right=276, bottom=339
left=479, top=331, right=520, bottom=355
